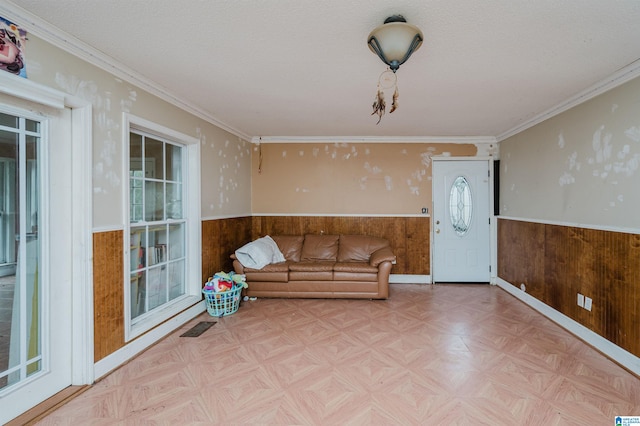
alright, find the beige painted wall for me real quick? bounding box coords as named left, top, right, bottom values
left=499, top=76, right=640, bottom=230
left=21, top=34, right=251, bottom=227
left=252, top=142, right=478, bottom=215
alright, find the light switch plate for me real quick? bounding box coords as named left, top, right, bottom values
left=577, top=293, right=584, bottom=307
left=584, top=297, right=592, bottom=311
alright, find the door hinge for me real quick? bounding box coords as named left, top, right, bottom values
left=489, top=265, right=492, bottom=272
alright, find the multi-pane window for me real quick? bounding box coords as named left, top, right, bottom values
left=129, top=131, right=186, bottom=320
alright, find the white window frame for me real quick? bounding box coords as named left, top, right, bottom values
left=123, top=113, right=201, bottom=341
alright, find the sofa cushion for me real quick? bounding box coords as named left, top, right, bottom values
left=242, top=261, right=290, bottom=282
left=244, top=271, right=289, bottom=282
left=289, top=270, right=334, bottom=281
left=272, top=235, right=304, bottom=262
left=288, top=261, right=334, bottom=281
left=337, top=235, right=390, bottom=262
left=333, top=262, right=378, bottom=273
left=333, top=262, right=378, bottom=282
left=288, top=261, right=335, bottom=272
left=333, top=271, right=379, bottom=282
left=243, top=261, right=290, bottom=273
left=300, top=234, right=339, bottom=261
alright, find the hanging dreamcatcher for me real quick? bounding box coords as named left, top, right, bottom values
left=371, top=69, right=399, bottom=124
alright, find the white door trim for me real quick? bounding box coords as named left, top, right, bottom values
left=0, top=71, right=94, bottom=386
left=67, top=99, right=94, bottom=384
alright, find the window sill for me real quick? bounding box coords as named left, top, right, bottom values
left=126, top=294, right=201, bottom=342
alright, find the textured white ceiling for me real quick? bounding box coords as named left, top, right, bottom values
left=9, top=0, right=640, bottom=140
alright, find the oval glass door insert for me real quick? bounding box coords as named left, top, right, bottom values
left=449, top=176, right=473, bottom=236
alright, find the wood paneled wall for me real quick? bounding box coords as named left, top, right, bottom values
left=202, top=216, right=253, bottom=282
left=93, top=230, right=125, bottom=362
left=498, top=218, right=640, bottom=357
left=251, top=216, right=430, bottom=275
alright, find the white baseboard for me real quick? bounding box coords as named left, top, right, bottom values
left=390, top=274, right=431, bottom=284
left=496, top=278, right=640, bottom=376
left=93, top=301, right=206, bottom=380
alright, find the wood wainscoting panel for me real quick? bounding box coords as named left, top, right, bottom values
left=202, top=217, right=252, bottom=282
left=251, top=216, right=430, bottom=275
left=497, top=219, right=545, bottom=300
left=92, top=230, right=125, bottom=362
left=543, top=224, right=579, bottom=316
left=498, top=218, right=640, bottom=358
left=603, top=231, right=640, bottom=355
left=404, top=217, right=430, bottom=275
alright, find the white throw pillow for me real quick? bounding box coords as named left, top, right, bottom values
left=235, top=235, right=285, bottom=269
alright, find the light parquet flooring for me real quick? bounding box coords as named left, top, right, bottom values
left=36, top=284, right=640, bottom=425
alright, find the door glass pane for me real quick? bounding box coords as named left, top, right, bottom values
left=0, top=128, right=18, bottom=389
left=0, top=131, right=17, bottom=267
left=449, top=176, right=473, bottom=236
left=0, top=114, right=42, bottom=390
left=25, top=134, right=40, bottom=377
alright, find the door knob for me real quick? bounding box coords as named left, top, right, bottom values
left=435, top=229, right=440, bottom=234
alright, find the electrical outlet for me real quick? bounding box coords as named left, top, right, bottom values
left=584, top=297, right=592, bottom=311
left=577, top=293, right=584, bottom=308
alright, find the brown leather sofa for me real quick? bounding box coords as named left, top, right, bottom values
left=231, top=234, right=396, bottom=299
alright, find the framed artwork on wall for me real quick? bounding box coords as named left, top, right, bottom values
left=0, top=16, right=27, bottom=78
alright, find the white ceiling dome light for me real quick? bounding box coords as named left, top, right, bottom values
left=367, top=15, right=424, bottom=73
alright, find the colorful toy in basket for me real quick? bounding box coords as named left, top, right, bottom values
left=203, top=271, right=248, bottom=293
left=202, top=271, right=248, bottom=317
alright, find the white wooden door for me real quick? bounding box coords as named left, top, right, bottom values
left=432, top=159, right=491, bottom=283
left=0, top=96, right=74, bottom=423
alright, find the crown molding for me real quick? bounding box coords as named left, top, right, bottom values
left=0, top=1, right=251, bottom=142
left=497, top=58, right=640, bottom=142
left=251, top=135, right=497, bottom=144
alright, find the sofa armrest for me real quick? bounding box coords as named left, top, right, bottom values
left=369, top=247, right=396, bottom=267
left=232, top=258, right=246, bottom=274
